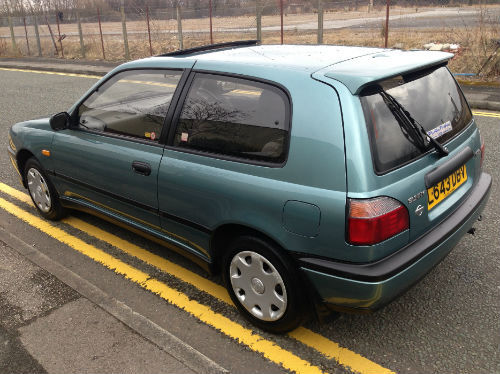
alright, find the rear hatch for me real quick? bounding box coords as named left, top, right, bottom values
left=313, top=51, right=483, bottom=258
left=358, top=64, right=481, bottom=241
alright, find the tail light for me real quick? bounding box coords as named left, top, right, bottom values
left=348, top=197, right=409, bottom=245
left=480, top=133, right=485, bottom=169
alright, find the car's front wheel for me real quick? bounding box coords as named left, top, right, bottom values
left=24, top=157, right=66, bottom=220
left=223, top=236, right=305, bottom=333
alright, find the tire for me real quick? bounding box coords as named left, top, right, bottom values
left=222, top=235, right=305, bottom=333
left=24, top=157, right=66, bottom=220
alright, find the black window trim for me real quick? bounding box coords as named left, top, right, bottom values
left=69, top=67, right=191, bottom=147
left=164, top=69, right=293, bottom=168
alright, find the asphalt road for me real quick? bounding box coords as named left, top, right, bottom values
left=0, top=69, right=499, bottom=374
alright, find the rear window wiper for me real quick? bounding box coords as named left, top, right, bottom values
left=380, top=91, right=449, bottom=157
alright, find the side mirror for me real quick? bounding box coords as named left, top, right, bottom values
left=49, top=112, right=70, bottom=131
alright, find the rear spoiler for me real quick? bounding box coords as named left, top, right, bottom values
left=313, top=50, right=453, bottom=95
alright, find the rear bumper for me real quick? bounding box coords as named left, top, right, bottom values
left=299, top=172, right=492, bottom=312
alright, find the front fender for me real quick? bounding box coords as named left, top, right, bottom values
left=9, top=118, right=56, bottom=180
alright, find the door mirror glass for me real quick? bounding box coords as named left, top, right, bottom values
left=50, top=112, right=70, bottom=131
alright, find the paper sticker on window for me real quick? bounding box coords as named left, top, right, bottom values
left=181, top=132, right=189, bottom=142
left=145, top=132, right=151, bottom=138
left=150, top=132, right=156, bottom=141
left=427, top=121, right=452, bottom=140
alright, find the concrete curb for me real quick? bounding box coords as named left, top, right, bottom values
left=0, top=226, right=228, bottom=374
left=468, top=100, right=500, bottom=112
left=456, top=79, right=500, bottom=88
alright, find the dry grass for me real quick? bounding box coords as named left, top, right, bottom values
left=1, top=5, right=499, bottom=80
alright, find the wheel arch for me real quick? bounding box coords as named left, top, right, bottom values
left=16, top=149, right=36, bottom=187
left=209, top=223, right=294, bottom=275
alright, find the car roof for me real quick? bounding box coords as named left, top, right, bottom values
left=182, top=45, right=383, bottom=72
left=122, top=45, right=454, bottom=95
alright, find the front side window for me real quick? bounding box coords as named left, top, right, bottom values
left=78, top=70, right=182, bottom=142
left=173, top=74, right=289, bottom=163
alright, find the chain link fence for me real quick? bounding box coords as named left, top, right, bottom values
left=0, top=0, right=498, bottom=77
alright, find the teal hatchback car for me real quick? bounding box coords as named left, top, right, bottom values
left=8, top=41, right=491, bottom=333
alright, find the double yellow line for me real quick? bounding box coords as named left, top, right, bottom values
left=472, top=110, right=500, bottom=119
left=0, top=182, right=393, bottom=374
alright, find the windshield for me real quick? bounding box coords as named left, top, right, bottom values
left=360, top=66, right=472, bottom=174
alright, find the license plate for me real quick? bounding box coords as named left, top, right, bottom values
left=427, top=165, right=467, bottom=210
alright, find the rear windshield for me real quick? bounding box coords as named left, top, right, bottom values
left=360, top=66, right=472, bottom=174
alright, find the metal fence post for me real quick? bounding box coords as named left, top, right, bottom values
left=176, top=4, right=183, bottom=50
left=97, top=8, right=106, bottom=60
left=55, top=11, right=64, bottom=57
left=209, top=0, right=213, bottom=44
left=146, top=6, right=152, bottom=56
left=33, top=15, right=42, bottom=57
left=45, top=13, right=59, bottom=55
left=317, top=0, right=323, bottom=44
left=280, top=0, right=284, bottom=44
left=384, top=0, right=390, bottom=48
left=121, top=0, right=130, bottom=60
left=22, top=16, right=31, bottom=55
left=7, top=12, right=17, bottom=52
left=77, top=10, right=85, bottom=59
left=256, top=0, right=262, bottom=42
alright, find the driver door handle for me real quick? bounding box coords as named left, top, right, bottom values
left=132, top=161, right=151, bottom=176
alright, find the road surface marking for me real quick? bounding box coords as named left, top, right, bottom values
left=0, top=194, right=324, bottom=374
left=1, top=68, right=499, bottom=119
left=0, top=67, right=102, bottom=79
left=472, top=111, right=500, bottom=119
left=0, top=182, right=395, bottom=374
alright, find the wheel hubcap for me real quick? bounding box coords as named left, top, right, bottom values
left=229, top=251, right=287, bottom=322
left=27, top=168, right=51, bottom=213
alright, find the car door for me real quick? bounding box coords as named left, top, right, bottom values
left=51, top=68, right=186, bottom=229
left=157, top=73, right=291, bottom=260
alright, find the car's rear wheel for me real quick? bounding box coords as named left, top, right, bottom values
left=222, top=235, right=305, bottom=333
left=24, top=158, right=66, bottom=220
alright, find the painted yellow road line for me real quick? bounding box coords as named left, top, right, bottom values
left=0, top=183, right=232, bottom=304
left=0, top=196, right=324, bottom=374
left=472, top=111, right=500, bottom=118
left=0, top=182, right=395, bottom=374
left=65, top=218, right=394, bottom=374
left=288, top=328, right=394, bottom=374
left=0, top=67, right=102, bottom=79
left=64, top=216, right=233, bottom=305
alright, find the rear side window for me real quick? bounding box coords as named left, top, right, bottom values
left=173, top=74, right=289, bottom=164
left=78, top=70, right=182, bottom=142
left=361, top=66, right=472, bottom=173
